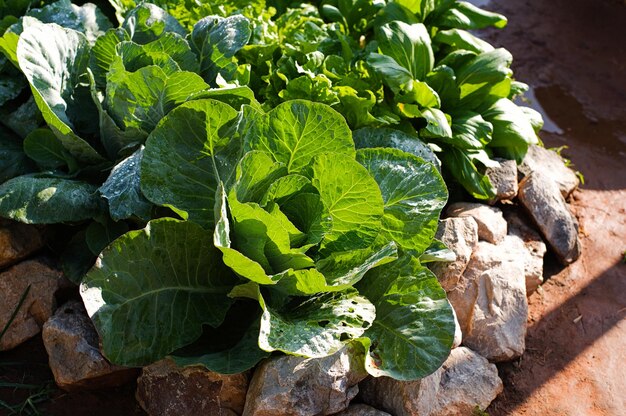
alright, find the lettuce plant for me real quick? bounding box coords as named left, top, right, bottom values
left=81, top=98, right=455, bottom=380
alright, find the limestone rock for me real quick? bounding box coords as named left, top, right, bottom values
left=519, top=145, right=579, bottom=198
left=243, top=346, right=367, bottom=416
left=518, top=172, right=581, bottom=264
left=137, top=358, right=249, bottom=416
left=332, top=404, right=392, bottom=416
left=462, top=239, right=528, bottom=362
left=447, top=203, right=507, bottom=244
left=505, top=210, right=548, bottom=295
left=0, top=219, right=44, bottom=268
left=42, top=300, right=137, bottom=391
left=486, top=158, right=518, bottom=203
left=0, top=259, right=62, bottom=351
left=359, top=347, right=502, bottom=416
left=428, top=217, right=478, bottom=291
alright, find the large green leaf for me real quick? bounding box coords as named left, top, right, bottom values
left=439, top=146, right=496, bottom=200
left=353, top=127, right=440, bottom=168
left=141, top=99, right=240, bottom=228
left=444, top=110, right=493, bottom=150
left=89, top=28, right=131, bottom=89
left=105, top=60, right=208, bottom=133
left=309, top=153, right=384, bottom=254
left=0, top=174, right=103, bottom=224
left=357, top=253, right=455, bottom=380
left=99, top=146, right=152, bottom=221
left=171, top=317, right=269, bottom=374
left=375, top=21, right=434, bottom=80
left=26, top=0, right=112, bottom=44
left=366, top=53, right=412, bottom=93
left=191, top=15, right=251, bottom=83
left=23, top=128, right=78, bottom=171
left=356, top=148, right=447, bottom=253
left=80, top=218, right=235, bottom=366
left=259, top=290, right=376, bottom=358
left=122, top=3, right=186, bottom=44
left=17, top=18, right=105, bottom=164
left=434, top=28, right=494, bottom=54
left=0, top=126, right=36, bottom=181
left=454, top=48, right=513, bottom=110
left=245, top=100, right=355, bottom=174
left=436, top=1, right=507, bottom=30
left=482, top=98, right=539, bottom=162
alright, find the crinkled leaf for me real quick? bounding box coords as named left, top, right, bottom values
left=100, top=146, right=152, bottom=221
left=191, top=15, right=251, bottom=83
left=357, top=253, right=455, bottom=380
left=190, top=85, right=261, bottom=110
left=89, top=28, right=131, bottom=89
left=17, top=18, right=105, bottom=164
left=316, top=242, right=398, bottom=288
left=356, top=148, right=447, bottom=253
left=0, top=174, right=103, bottom=224
left=309, top=153, right=384, bottom=254
left=105, top=60, right=208, bottom=133
left=259, top=290, right=376, bottom=358
left=231, top=151, right=287, bottom=204
left=80, top=218, right=235, bottom=366
left=246, top=100, right=355, bottom=174
left=122, top=3, right=186, bottom=44
left=353, top=127, right=440, bottom=168
left=141, top=99, right=240, bottom=228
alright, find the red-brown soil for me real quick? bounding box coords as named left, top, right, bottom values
left=481, top=0, right=626, bottom=415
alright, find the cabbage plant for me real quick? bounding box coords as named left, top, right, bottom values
left=80, top=98, right=455, bottom=380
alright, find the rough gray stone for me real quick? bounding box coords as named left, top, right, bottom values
left=42, top=300, right=137, bottom=391
left=332, top=404, right=391, bottom=416
left=0, top=260, right=62, bottom=351
left=519, top=145, right=580, bottom=198
left=137, top=358, right=249, bottom=416
left=486, top=158, right=518, bottom=203
left=447, top=203, right=508, bottom=244
left=243, top=346, right=367, bottom=416
left=359, top=347, right=502, bottom=416
left=0, top=219, right=44, bottom=268
left=518, top=172, right=581, bottom=264
left=428, top=217, right=478, bottom=291
left=462, top=239, right=528, bottom=362
left=505, top=210, right=548, bottom=295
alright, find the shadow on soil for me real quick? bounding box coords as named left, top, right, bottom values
left=488, top=259, right=626, bottom=414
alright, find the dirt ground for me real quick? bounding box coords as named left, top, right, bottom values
left=1, top=1, right=625, bottom=415
left=480, top=0, right=626, bottom=415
